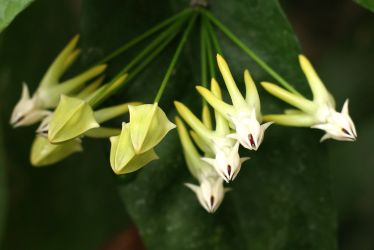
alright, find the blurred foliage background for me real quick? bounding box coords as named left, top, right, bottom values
left=0, top=0, right=373, bottom=249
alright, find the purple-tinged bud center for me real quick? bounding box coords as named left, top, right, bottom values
left=227, top=165, right=232, bottom=177
left=341, top=128, right=349, bottom=135
left=249, top=134, right=255, bottom=147
left=210, top=196, right=215, bottom=207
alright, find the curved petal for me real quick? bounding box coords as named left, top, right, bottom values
left=30, top=135, right=82, bottom=167
left=129, top=103, right=175, bottom=154
left=48, top=95, right=99, bottom=144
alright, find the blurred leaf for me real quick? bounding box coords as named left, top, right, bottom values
left=354, top=0, right=374, bottom=12
left=0, top=0, right=34, bottom=33
left=0, top=123, right=7, bottom=244
left=0, top=0, right=131, bottom=249
left=81, top=0, right=338, bottom=249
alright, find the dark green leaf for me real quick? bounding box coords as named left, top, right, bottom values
left=0, top=123, right=7, bottom=244
left=354, top=0, right=374, bottom=12
left=81, top=0, right=337, bottom=249
left=0, top=0, right=34, bottom=33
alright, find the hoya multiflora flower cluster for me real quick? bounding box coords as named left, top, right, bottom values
left=10, top=7, right=356, bottom=214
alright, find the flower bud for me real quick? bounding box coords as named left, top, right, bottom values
left=30, top=135, right=82, bottom=167
left=196, top=56, right=271, bottom=151
left=110, top=123, right=158, bottom=174
left=129, top=103, right=176, bottom=154
left=185, top=177, right=228, bottom=213
left=176, top=117, right=228, bottom=213
left=48, top=95, right=99, bottom=144
left=202, top=141, right=249, bottom=182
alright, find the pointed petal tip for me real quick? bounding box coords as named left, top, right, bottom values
left=342, top=98, right=350, bottom=114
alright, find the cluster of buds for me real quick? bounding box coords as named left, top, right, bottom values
left=11, top=36, right=177, bottom=172
left=10, top=32, right=357, bottom=215
left=175, top=55, right=270, bottom=212
left=175, top=54, right=357, bottom=213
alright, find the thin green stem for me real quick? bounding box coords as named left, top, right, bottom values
left=200, top=16, right=208, bottom=87
left=202, top=9, right=302, bottom=96
left=206, top=19, right=222, bottom=55
left=154, top=13, right=198, bottom=103
left=96, top=8, right=191, bottom=65
left=116, top=16, right=188, bottom=79
left=127, top=30, right=180, bottom=82
left=91, top=23, right=186, bottom=108
left=203, top=16, right=215, bottom=79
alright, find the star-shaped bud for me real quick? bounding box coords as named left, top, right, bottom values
left=175, top=99, right=249, bottom=183
left=261, top=54, right=357, bottom=142
left=128, top=103, right=176, bottom=154
left=47, top=74, right=130, bottom=143
left=109, top=103, right=174, bottom=175
left=312, top=100, right=357, bottom=142
left=30, top=135, right=82, bottom=167
left=48, top=95, right=100, bottom=144
left=202, top=140, right=249, bottom=182
left=228, top=110, right=272, bottom=150
left=10, top=35, right=106, bottom=128
left=176, top=117, right=228, bottom=213
left=196, top=55, right=271, bottom=151
left=110, top=123, right=159, bottom=175
left=185, top=176, right=229, bottom=213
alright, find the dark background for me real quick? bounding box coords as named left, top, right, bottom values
left=0, top=0, right=373, bottom=249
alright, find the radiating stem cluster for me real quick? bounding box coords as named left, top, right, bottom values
left=10, top=4, right=356, bottom=214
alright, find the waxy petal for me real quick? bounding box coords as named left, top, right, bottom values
left=13, top=109, right=51, bottom=128
left=299, top=54, right=334, bottom=106
left=37, top=64, right=107, bottom=108
left=174, top=101, right=214, bottom=140
left=110, top=123, right=158, bottom=174
left=210, top=79, right=230, bottom=135
left=48, top=95, right=99, bottom=144
left=39, top=35, right=80, bottom=88
left=10, top=83, right=38, bottom=127
left=190, top=130, right=214, bottom=157
left=129, top=103, right=175, bottom=154
left=244, top=69, right=261, bottom=118
left=30, top=135, right=82, bottom=167
left=176, top=117, right=215, bottom=180
left=216, top=54, right=247, bottom=108
left=185, top=176, right=226, bottom=213
left=195, top=85, right=235, bottom=120
left=201, top=105, right=213, bottom=130
left=262, top=113, right=315, bottom=127
left=261, top=82, right=317, bottom=114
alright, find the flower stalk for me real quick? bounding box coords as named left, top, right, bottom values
left=201, top=9, right=301, bottom=96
